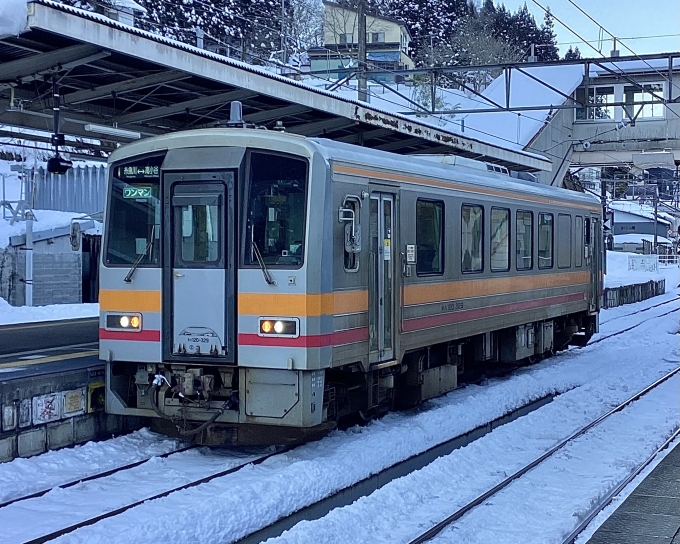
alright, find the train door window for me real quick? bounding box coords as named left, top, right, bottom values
left=180, top=203, right=220, bottom=263
left=516, top=210, right=533, bottom=270
left=584, top=217, right=592, bottom=245
left=575, top=216, right=583, bottom=267
left=343, top=197, right=360, bottom=272
left=416, top=199, right=444, bottom=275
left=491, top=207, right=510, bottom=272
left=461, top=204, right=483, bottom=273
left=538, top=213, right=554, bottom=269
left=557, top=214, right=572, bottom=269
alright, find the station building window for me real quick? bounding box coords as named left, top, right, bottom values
left=490, top=207, right=510, bottom=272
left=461, top=204, right=483, bottom=273
left=416, top=199, right=444, bottom=275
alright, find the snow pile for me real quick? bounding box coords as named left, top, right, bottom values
left=0, top=0, right=28, bottom=38
left=0, top=296, right=99, bottom=325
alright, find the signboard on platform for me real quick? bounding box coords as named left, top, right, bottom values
left=628, top=255, right=658, bottom=273
left=63, top=388, right=86, bottom=417
left=33, top=394, right=61, bottom=425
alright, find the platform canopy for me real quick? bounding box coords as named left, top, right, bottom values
left=0, top=0, right=549, bottom=171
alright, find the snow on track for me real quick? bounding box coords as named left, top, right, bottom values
left=0, top=447, right=265, bottom=544
left=266, top=342, right=679, bottom=543
left=0, top=429, right=181, bottom=504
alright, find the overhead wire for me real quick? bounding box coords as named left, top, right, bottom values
left=530, top=0, right=680, bottom=119
left=566, top=0, right=680, bottom=94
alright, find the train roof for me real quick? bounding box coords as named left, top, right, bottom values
left=310, top=137, right=600, bottom=210
left=108, top=128, right=600, bottom=211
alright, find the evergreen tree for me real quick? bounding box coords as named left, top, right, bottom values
left=564, top=45, right=582, bottom=60
left=538, top=8, right=559, bottom=61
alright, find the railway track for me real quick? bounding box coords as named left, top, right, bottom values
left=588, top=306, right=679, bottom=346
left=598, top=294, right=679, bottom=326
left=0, top=444, right=197, bottom=509
left=16, top=446, right=288, bottom=544
left=407, top=365, right=680, bottom=544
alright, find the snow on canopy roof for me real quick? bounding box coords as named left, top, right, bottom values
left=460, top=64, right=585, bottom=152
left=111, top=0, right=146, bottom=13
left=610, top=200, right=674, bottom=225
left=588, top=57, right=680, bottom=77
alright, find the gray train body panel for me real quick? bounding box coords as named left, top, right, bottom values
left=99, top=128, right=602, bottom=445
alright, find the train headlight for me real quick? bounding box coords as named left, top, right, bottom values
left=258, top=318, right=299, bottom=338
left=106, top=313, right=142, bottom=332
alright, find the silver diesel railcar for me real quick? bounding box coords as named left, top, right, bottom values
left=101, top=127, right=602, bottom=445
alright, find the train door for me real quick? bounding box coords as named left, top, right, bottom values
left=591, top=217, right=602, bottom=312
left=584, top=216, right=600, bottom=312
left=163, top=172, right=235, bottom=362
left=369, top=191, right=395, bottom=364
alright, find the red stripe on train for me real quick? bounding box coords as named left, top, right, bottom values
left=402, top=292, right=586, bottom=332
left=99, top=328, right=161, bottom=342
left=238, top=327, right=368, bottom=347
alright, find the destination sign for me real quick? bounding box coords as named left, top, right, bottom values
left=116, top=165, right=160, bottom=179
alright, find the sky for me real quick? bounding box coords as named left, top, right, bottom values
left=501, top=0, right=680, bottom=57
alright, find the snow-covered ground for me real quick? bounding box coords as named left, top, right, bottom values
left=604, top=250, right=676, bottom=288
left=0, top=297, right=98, bottom=325
left=0, top=275, right=669, bottom=544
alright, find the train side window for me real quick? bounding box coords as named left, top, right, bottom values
left=575, top=216, right=583, bottom=267
left=557, top=214, right=572, bottom=268
left=491, top=207, right=510, bottom=272
left=416, top=199, right=444, bottom=275
left=461, top=204, right=483, bottom=273
left=538, top=212, right=554, bottom=269
left=516, top=210, right=533, bottom=270
left=343, top=198, right=360, bottom=272
left=584, top=217, right=592, bottom=245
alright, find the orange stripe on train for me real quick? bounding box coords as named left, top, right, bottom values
left=99, top=290, right=161, bottom=312
left=404, top=271, right=591, bottom=306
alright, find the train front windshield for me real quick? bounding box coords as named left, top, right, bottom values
left=244, top=152, right=308, bottom=267
left=105, top=156, right=162, bottom=266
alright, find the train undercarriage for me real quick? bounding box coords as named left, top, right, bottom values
left=112, top=311, right=597, bottom=446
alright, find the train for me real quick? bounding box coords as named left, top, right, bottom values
left=100, top=118, right=602, bottom=445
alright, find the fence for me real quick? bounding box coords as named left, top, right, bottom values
left=27, top=165, right=108, bottom=215
left=603, top=279, right=666, bottom=309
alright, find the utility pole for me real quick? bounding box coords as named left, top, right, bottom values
left=358, top=0, right=367, bottom=102
left=653, top=183, right=659, bottom=252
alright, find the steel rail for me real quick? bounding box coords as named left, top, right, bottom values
left=407, top=365, right=680, bottom=544
left=599, top=295, right=679, bottom=326
left=24, top=446, right=291, bottom=544
left=0, top=444, right=198, bottom=509
left=587, top=307, right=679, bottom=346
left=561, top=427, right=680, bottom=544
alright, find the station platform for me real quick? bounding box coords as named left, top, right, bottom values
left=586, top=440, right=680, bottom=544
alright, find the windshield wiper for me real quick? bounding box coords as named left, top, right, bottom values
left=252, top=239, right=276, bottom=286
left=124, top=226, right=155, bottom=283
